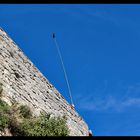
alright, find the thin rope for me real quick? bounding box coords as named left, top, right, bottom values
left=53, top=34, right=74, bottom=106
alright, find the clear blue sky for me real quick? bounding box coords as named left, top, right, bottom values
left=1, top=4, right=140, bottom=136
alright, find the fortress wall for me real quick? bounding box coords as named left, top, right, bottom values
left=0, top=28, right=89, bottom=136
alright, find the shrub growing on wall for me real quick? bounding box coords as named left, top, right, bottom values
left=0, top=100, right=10, bottom=129
left=18, top=105, right=32, bottom=119
left=0, top=99, right=69, bottom=136
left=16, top=114, right=69, bottom=136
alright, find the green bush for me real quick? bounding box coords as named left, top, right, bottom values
left=11, top=114, right=69, bottom=136
left=18, top=105, right=32, bottom=119
left=0, top=100, right=10, bottom=113
left=0, top=100, right=10, bottom=129
left=9, top=115, right=26, bottom=136
left=0, top=99, right=69, bottom=136
left=0, top=113, right=9, bottom=129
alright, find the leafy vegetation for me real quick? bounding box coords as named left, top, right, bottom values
left=11, top=114, right=69, bottom=136
left=0, top=99, right=69, bottom=136
left=0, top=100, right=10, bottom=129
left=18, top=105, right=32, bottom=119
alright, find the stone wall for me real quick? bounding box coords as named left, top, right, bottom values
left=0, top=28, right=89, bottom=136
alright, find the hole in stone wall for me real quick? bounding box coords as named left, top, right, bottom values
left=14, top=72, right=20, bottom=79
left=9, top=51, right=14, bottom=58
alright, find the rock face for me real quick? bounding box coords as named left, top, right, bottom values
left=0, top=129, right=12, bottom=136
left=0, top=28, right=89, bottom=136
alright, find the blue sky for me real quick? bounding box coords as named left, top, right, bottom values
left=1, top=4, right=140, bottom=136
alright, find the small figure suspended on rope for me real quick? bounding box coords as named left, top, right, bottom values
left=53, top=33, right=55, bottom=39
left=52, top=32, right=75, bottom=110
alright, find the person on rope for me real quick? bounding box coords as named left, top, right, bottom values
left=52, top=32, right=75, bottom=110
left=53, top=33, right=55, bottom=38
